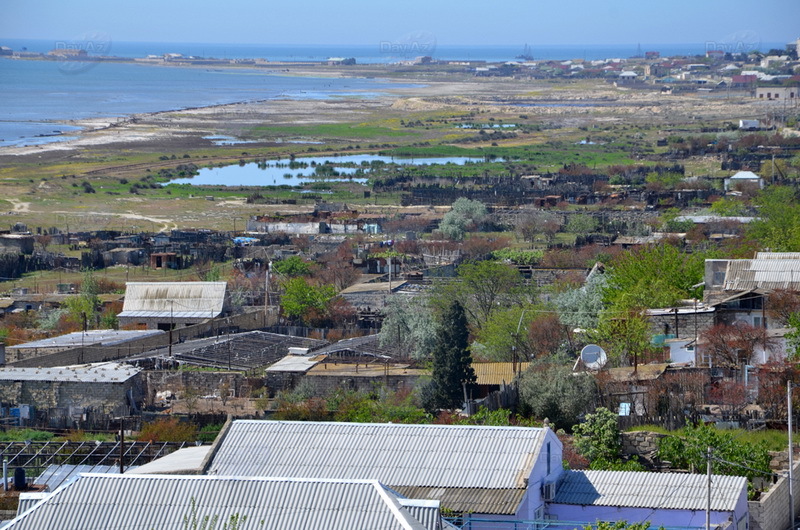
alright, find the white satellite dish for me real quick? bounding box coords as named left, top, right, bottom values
left=580, top=344, right=608, bottom=371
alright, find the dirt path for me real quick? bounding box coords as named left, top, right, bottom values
left=51, top=210, right=177, bottom=232
left=6, top=199, right=31, bottom=213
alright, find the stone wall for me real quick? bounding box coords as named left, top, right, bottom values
left=621, top=431, right=666, bottom=466
left=143, top=371, right=246, bottom=405
left=9, top=310, right=272, bottom=368
left=0, top=377, right=141, bottom=417
left=301, top=373, right=423, bottom=397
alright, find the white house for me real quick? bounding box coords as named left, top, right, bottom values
left=724, top=170, right=763, bottom=192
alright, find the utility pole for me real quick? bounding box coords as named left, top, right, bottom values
left=706, top=446, right=712, bottom=530
left=790, top=381, right=795, bottom=529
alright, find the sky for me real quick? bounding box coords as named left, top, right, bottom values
left=2, top=0, right=798, bottom=48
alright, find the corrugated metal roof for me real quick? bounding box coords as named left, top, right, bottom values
left=5, top=474, right=429, bottom=530
left=757, top=252, right=800, bottom=260
left=34, top=465, right=136, bottom=490
left=0, top=362, right=140, bottom=383
left=7, top=329, right=164, bottom=351
left=125, top=446, right=210, bottom=475
left=120, top=281, right=227, bottom=318
left=209, top=420, right=547, bottom=514
left=472, top=363, right=530, bottom=386
left=399, top=499, right=451, bottom=530
left=723, top=258, right=800, bottom=291
left=553, top=470, right=746, bottom=512
left=396, top=486, right=526, bottom=516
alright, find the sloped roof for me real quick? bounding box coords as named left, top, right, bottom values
left=472, top=362, right=530, bottom=386
left=119, top=281, right=227, bottom=319
left=553, top=470, right=746, bottom=512
left=723, top=258, right=800, bottom=291
left=209, top=420, right=550, bottom=514
left=0, top=362, right=140, bottom=383
left=7, top=329, right=164, bottom=351
left=5, top=474, right=430, bottom=530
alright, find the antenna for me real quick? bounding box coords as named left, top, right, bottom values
left=580, top=344, right=607, bottom=371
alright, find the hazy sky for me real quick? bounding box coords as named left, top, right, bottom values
left=2, top=0, right=798, bottom=47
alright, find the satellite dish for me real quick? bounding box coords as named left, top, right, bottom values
left=580, top=344, right=608, bottom=371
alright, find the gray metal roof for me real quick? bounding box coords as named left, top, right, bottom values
left=34, top=465, right=137, bottom=491
left=7, top=329, right=164, bottom=351
left=5, top=474, right=430, bottom=530
left=0, top=362, right=140, bottom=383
left=209, top=420, right=548, bottom=514
left=553, top=470, right=747, bottom=512
left=723, top=258, right=800, bottom=291
left=119, top=281, right=227, bottom=319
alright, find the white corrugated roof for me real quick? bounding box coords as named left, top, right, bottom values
left=7, top=329, right=164, bottom=351
left=723, top=258, right=800, bottom=291
left=0, top=362, right=140, bottom=383
left=553, top=470, right=746, bottom=512
left=120, top=281, right=227, bottom=318
left=5, top=474, right=429, bottom=530
left=210, top=420, right=546, bottom=490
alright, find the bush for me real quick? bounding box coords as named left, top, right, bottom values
left=137, top=418, right=198, bottom=443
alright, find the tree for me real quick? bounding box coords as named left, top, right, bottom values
left=700, top=322, right=777, bottom=368
left=280, top=277, right=336, bottom=325
left=572, top=407, right=643, bottom=470
left=658, top=423, right=771, bottom=497
left=425, top=300, right=476, bottom=411
left=747, top=186, right=800, bottom=252
left=767, top=289, right=800, bottom=326
left=63, top=269, right=101, bottom=329
left=434, top=260, right=529, bottom=326
left=565, top=214, right=598, bottom=234
left=603, top=244, right=707, bottom=311
left=555, top=272, right=608, bottom=330
left=591, top=310, right=661, bottom=367
left=379, top=295, right=437, bottom=359
left=471, top=305, right=536, bottom=361
left=438, top=198, right=487, bottom=240
left=519, top=362, right=597, bottom=429
left=272, top=255, right=312, bottom=277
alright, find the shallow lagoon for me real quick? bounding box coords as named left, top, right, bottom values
left=167, top=154, right=497, bottom=187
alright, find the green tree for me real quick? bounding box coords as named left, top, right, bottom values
left=471, top=305, right=536, bottom=361
left=565, top=214, right=599, bottom=234
left=272, top=255, right=312, bottom=277
left=658, top=423, right=771, bottom=497
left=710, top=196, right=748, bottom=217
left=434, top=260, right=530, bottom=326
left=280, top=277, right=336, bottom=325
left=379, top=295, right=438, bottom=360
left=590, top=310, right=660, bottom=367
left=747, top=185, right=800, bottom=252
left=63, top=269, right=101, bottom=329
left=519, top=362, right=597, bottom=429
left=573, top=407, right=621, bottom=464
left=438, top=198, right=487, bottom=240
left=582, top=522, right=659, bottom=530
left=603, top=244, right=707, bottom=311
left=425, top=300, right=476, bottom=411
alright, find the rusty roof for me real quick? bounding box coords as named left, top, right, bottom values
left=472, top=362, right=530, bottom=386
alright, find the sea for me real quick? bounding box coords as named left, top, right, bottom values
left=0, top=39, right=786, bottom=149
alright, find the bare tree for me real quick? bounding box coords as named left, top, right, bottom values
left=701, top=322, right=777, bottom=368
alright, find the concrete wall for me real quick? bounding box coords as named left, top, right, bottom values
left=301, top=373, right=423, bottom=397
left=9, top=310, right=273, bottom=368
left=749, top=460, right=800, bottom=530
left=648, top=310, right=715, bottom=340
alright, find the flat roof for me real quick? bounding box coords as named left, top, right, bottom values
left=8, top=329, right=164, bottom=351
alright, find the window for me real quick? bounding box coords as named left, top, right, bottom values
left=546, top=442, right=551, bottom=475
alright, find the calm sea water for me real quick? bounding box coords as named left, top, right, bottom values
left=0, top=57, right=414, bottom=147
left=1, top=39, right=784, bottom=148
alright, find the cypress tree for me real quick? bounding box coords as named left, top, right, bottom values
left=430, top=300, right=476, bottom=409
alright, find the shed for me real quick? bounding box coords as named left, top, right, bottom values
left=118, top=281, right=229, bottom=330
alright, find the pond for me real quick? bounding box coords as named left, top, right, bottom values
left=166, top=153, right=499, bottom=187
